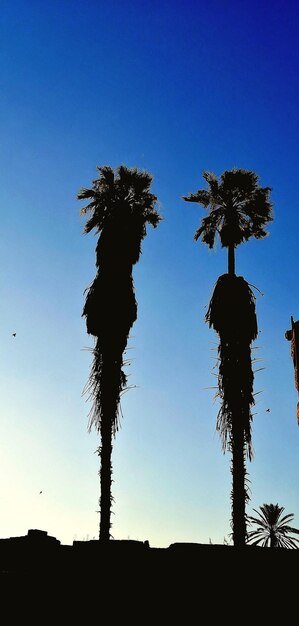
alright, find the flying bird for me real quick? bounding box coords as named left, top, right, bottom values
left=266, top=408, right=270, bottom=412
left=12, top=333, right=16, bottom=337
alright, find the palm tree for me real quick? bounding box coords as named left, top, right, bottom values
left=78, top=164, right=162, bottom=542
left=183, top=168, right=273, bottom=547
left=247, top=503, right=299, bottom=548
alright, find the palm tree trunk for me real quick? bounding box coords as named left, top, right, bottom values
left=228, top=244, right=235, bottom=276
left=270, top=530, right=276, bottom=548
left=231, top=417, right=247, bottom=547
left=98, top=357, right=121, bottom=543
left=99, top=417, right=113, bottom=542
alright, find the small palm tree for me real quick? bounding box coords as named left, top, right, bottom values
left=247, top=503, right=299, bottom=548
left=78, top=164, right=161, bottom=542
left=183, top=168, right=273, bottom=547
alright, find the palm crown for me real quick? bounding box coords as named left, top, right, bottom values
left=247, top=503, right=299, bottom=548
left=183, top=168, right=273, bottom=250
left=78, top=165, right=161, bottom=267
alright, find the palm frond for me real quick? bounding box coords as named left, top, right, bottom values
left=77, top=187, right=96, bottom=202
left=182, top=189, right=211, bottom=207
left=96, top=165, right=115, bottom=186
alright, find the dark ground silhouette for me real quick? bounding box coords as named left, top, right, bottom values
left=1, top=528, right=297, bottom=616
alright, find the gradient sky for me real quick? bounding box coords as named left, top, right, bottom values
left=0, top=0, right=299, bottom=546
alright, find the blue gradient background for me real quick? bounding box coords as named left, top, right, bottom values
left=0, top=0, right=298, bottom=545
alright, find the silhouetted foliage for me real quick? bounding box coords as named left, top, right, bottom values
left=78, top=165, right=161, bottom=541
left=247, top=504, right=299, bottom=548
left=184, top=168, right=273, bottom=547
left=183, top=168, right=273, bottom=275
left=206, top=274, right=258, bottom=458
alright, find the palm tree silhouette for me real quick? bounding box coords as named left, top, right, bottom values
left=78, top=165, right=162, bottom=542
left=183, top=168, right=273, bottom=547
left=247, top=503, right=299, bottom=548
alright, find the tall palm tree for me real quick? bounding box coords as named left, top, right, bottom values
left=247, top=503, right=299, bottom=548
left=183, top=168, right=273, bottom=547
left=78, top=164, right=162, bottom=542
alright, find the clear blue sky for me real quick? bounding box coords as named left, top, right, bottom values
left=0, top=0, right=298, bottom=546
